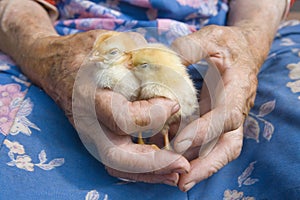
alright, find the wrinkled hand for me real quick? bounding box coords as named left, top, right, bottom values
left=172, top=25, right=261, bottom=191
left=27, top=30, right=190, bottom=185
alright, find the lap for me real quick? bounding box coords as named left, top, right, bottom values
left=0, top=21, right=299, bottom=199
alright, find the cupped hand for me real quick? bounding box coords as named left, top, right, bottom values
left=172, top=25, right=262, bottom=191
left=28, top=30, right=190, bottom=185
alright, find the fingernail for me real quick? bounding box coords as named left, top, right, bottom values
left=175, top=139, right=192, bottom=153
left=171, top=103, right=180, bottom=114
left=183, top=181, right=196, bottom=192
left=163, top=179, right=177, bottom=187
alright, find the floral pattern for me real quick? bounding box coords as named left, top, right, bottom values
left=1, top=1, right=300, bottom=199
left=11, top=74, right=31, bottom=87
left=0, top=64, right=10, bottom=71
left=55, top=0, right=228, bottom=36
left=9, top=154, right=35, bottom=172
left=3, top=139, right=25, bottom=154
left=222, top=161, right=258, bottom=199
left=1, top=83, right=64, bottom=173
left=223, top=190, right=255, bottom=200
left=10, top=98, right=40, bottom=136
left=177, top=0, right=206, bottom=8
left=292, top=48, right=300, bottom=57
left=244, top=100, right=276, bottom=142
left=85, top=190, right=108, bottom=200
left=286, top=61, right=300, bottom=99
left=280, top=38, right=296, bottom=46
left=5, top=139, right=65, bottom=172
left=238, top=161, right=259, bottom=187
left=0, top=84, right=25, bottom=135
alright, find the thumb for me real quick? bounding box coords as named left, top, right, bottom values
left=97, top=89, right=180, bottom=135
left=117, top=96, right=181, bottom=135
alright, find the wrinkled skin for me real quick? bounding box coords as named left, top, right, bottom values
left=171, top=14, right=286, bottom=190
left=172, top=25, right=259, bottom=191
left=23, top=31, right=192, bottom=186
left=169, top=0, right=286, bottom=191
left=0, top=0, right=190, bottom=186
left=0, top=0, right=285, bottom=192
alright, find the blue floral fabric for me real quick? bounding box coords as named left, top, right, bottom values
left=1, top=0, right=300, bottom=199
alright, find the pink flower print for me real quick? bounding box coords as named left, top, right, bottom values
left=157, top=19, right=172, bottom=34
left=75, top=19, right=116, bottom=31
left=0, top=84, right=25, bottom=135
left=0, top=84, right=24, bottom=105
left=0, top=106, right=18, bottom=135
left=100, top=19, right=116, bottom=30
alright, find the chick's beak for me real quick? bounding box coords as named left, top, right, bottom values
left=90, top=50, right=105, bottom=62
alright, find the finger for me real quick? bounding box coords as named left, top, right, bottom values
left=182, top=146, right=200, bottom=161
left=106, top=167, right=179, bottom=186
left=171, top=26, right=224, bottom=65
left=173, top=68, right=248, bottom=153
left=178, top=126, right=243, bottom=192
left=95, top=89, right=180, bottom=135
left=74, top=115, right=190, bottom=175
left=103, top=134, right=190, bottom=174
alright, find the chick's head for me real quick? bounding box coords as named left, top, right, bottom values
left=130, top=44, right=186, bottom=81
left=90, top=32, right=147, bottom=67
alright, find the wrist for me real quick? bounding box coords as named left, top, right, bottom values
left=227, top=0, right=286, bottom=67
left=33, top=31, right=107, bottom=117
left=30, top=35, right=78, bottom=112
left=0, top=0, right=59, bottom=86
left=236, top=24, right=272, bottom=67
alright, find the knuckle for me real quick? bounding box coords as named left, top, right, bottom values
left=231, top=140, right=243, bottom=159
left=206, top=161, right=224, bottom=178
left=226, top=105, right=244, bottom=131
left=225, top=131, right=243, bottom=161
left=203, top=24, right=220, bottom=32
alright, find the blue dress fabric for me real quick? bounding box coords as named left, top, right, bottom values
left=0, top=0, right=300, bottom=199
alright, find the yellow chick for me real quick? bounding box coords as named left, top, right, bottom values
left=90, top=32, right=146, bottom=101
left=129, top=43, right=199, bottom=149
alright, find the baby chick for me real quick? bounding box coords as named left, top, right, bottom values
left=91, top=32, right=157, bottom=147
left=90, top=32, right=147, bottom=101
left=129, top=43, right=199, bottom=149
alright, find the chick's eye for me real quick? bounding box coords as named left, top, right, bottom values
left=140, top=63, right=149, bottom=68
left=109, top=48, right=120, bottom=56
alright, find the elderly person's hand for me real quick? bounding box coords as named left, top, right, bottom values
left=172, top=25, right=256, bottom=191
left=171, top=0, right=286, bottom=192
left=35, top=32, right=190, bottom=185
left=0, top=0, right=190, bottom=186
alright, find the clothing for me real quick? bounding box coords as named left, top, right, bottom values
left=41, top=0, right=296, bottom=21
left=1, top=1, right=300, bottom=199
